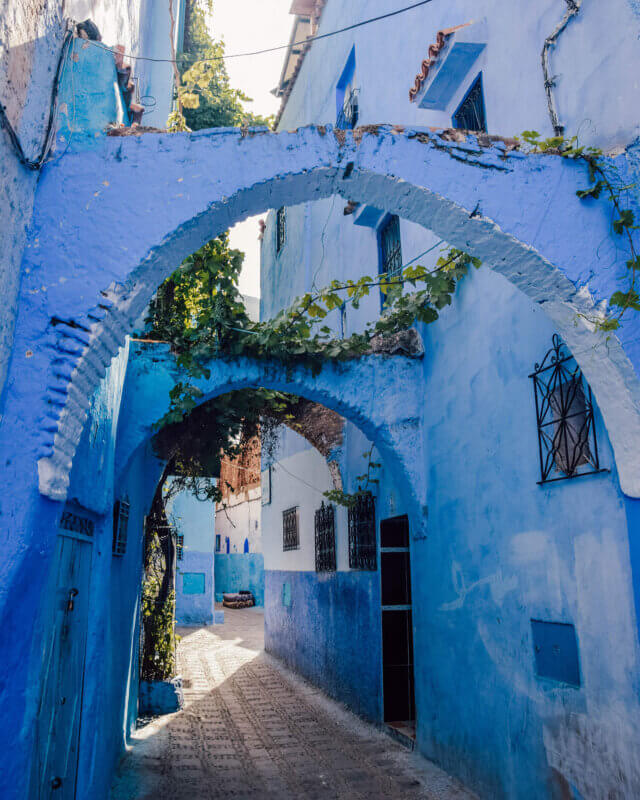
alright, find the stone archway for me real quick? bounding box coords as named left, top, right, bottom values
left=113, top=342, right=427, bottom=535
left=3, top=124, right=640, bottom=498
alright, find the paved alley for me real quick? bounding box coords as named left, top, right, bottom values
left=111, top=607, right=476, bottom=800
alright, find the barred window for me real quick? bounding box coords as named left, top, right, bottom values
left=348, top=492, right=376, bottom=570
left=379, top=215, right=403, bottom=287
left=283, top=506, right=299, bottom=551
left=112, top=499, right=130, bottom=556
left=176, top=534, right=184, bottom=561
left=276, top=207, right=286, bottom=253
left=315, top=502, right=336, bottom=572
left=530, top=334, right=605, bottom=484
left=453, top=73, right=487, bottom=132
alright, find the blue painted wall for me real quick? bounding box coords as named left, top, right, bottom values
left=215, top=553, right=265, bottom=606
left=166, top=480, right=215, bottom=625
left=264, top=569, right=382, bottom=722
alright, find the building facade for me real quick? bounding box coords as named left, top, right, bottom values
left=165, top=476, right=216, bottom=625
left=215, top=436, right=265, bottom=605
left=259, top=1, right=640, bottom=797
left=2, top=2, right=640, bottom=800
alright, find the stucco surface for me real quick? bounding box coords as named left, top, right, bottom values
left=7, top=122, right=639, bottom=502
left=215, top=553, right=265, bottom=606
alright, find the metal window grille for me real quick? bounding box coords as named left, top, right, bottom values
left=276, top=207, right=286, bottom=253
left=530, top=334, right=606, bottom=484
left=112, top=499, right=130, bottom=556
left=380, top=215, right=403, bottom=282
left=348, top=492, right=376, bottom=570
left=176, top=534, right=184, bottom=561
left=453, top=73, right=487, bottom=132
left=315, top=502, right=336, bottom=572
left=283, top=506, right=299, bottom=551
left=337, top=87, right=359, bottom=130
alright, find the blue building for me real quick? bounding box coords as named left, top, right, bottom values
left=2, top=2, right=640, bottom=799
left=165, top=477, right=216, bottom=625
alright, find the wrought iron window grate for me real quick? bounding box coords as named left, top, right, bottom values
left=315, top=502, right=336, bottom=572
left=348, top=492, right=376, bottom=570
left=176, top=534, right=184, bottom=561
left=380, top=215, right=403, bottom=282
left=276, top=206, right=286, bottom=253
left=530, top=334, right=606, bottom=484
left=337, top=87, right=359, bottom=130
left=112, top=499, right=130, bottom=556
left=283, top=506, right=300, bottom=551
left=453, top=73, right=487, bottom=132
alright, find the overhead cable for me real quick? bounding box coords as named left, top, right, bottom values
left=88, top=0, right=436, bottom=65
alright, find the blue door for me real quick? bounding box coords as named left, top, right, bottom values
left=29, top=531, right=92, bottom=799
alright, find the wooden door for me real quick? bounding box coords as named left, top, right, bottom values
left=29, top=532, right=92, bottom=799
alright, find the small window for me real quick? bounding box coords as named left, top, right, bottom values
left=336, top=46, right=358, bottom=130
left=379, top=215, right=403, bottom=281
left=112, top=499, right=130, bottom=556
left=244, top=538, right=250, bottom=553
left=530, top=334, right=605, bottom=484
left=283, top=506, right=300, bottom=551
left=337, top=87, right=359, bottom=130
left=176, top=534, right=184, bottom=561
left=276, top=207, right=286, bottom=254
left=348, top=492, right=376, bottom=570
left=379, top=215, right=403, bottom=308
left=453, top=73, right=487, bottom=132
left=215, top=534, right=221, bottom=552
left=315, top=502, right=336, bottom=572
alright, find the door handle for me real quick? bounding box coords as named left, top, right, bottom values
left=51, top=777, right=62, bottom=789
left=66, top=588, right=78, bottom=612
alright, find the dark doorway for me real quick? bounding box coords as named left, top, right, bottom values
left=380, top=515, right=415, bottom=739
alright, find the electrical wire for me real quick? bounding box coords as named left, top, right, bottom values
left=87, top=0, right=436, bottom=65
left=0, top=27, right=74, bottom=170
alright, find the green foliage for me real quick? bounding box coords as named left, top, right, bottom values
left=141, top=522, right=177, bottom=682
left=146, top=231, right=479, bottom=504
left=519, top=131, right=640, bottom=331
left=171, top=0, right=272, bottom=132
left=324, top=445, right=382, bottom=507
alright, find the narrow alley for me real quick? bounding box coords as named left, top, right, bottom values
left=111, top=608, right=475, bottom=800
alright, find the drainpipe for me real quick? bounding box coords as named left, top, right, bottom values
left=541, top=0, right=583, bottom=136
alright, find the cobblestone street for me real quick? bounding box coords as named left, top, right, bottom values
left=111, top=607, right=476, bottom=800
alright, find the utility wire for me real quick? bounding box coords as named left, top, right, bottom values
left=0, top=27, right=74, bottom=170
left=88, top=0, right=436, bottom=65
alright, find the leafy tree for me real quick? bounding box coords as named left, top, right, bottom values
left=171, top=0, right=272, bottom=131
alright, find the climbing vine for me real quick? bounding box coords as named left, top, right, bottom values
left=324, top=444, right=382, bottom=508
left=519, top=130, right=639, bottom=331
left=141, top=482, right=178, bottom=682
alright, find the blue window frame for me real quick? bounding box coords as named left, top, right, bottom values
left=215, top=534, right=221, bottom=552
left=336, top=47, right=358, bottom=130
left=453, top=73, right=487, bottom=132
left=378, top=215, right=403, bottom=307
